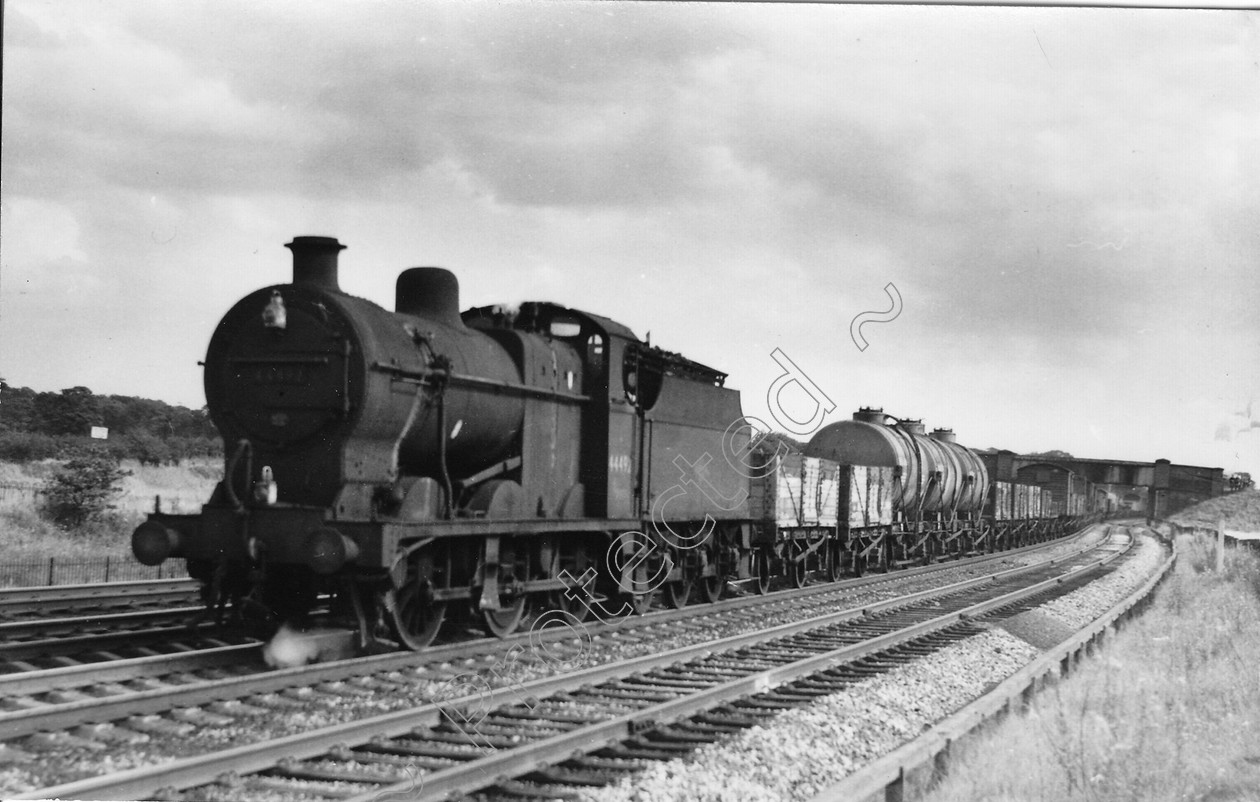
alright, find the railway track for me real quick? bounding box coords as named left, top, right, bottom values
left=0, top=607, right=258, bottom=669
left=0, top=523, right=1106, bottom=673
left=3, top=524, right=1137, bottom=801
left=0, top=578, right=200, bottom=621
left=0, top=577, right=214, bottom=667
left=0, top=527, right=1103, bottom=746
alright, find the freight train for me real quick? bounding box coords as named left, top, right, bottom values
left=132, top=237, right=1102, bottom=651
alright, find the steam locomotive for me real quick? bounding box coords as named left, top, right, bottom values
left=132, top=237, right=1100, bottom=651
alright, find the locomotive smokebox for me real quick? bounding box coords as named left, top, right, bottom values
left=286, top=236, right=346, bottom=292
left=396, top=267, right=462, bottom=327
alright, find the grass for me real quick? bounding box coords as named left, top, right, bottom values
left=1170, top=488, right=1260, bottom=532
left=0, top=507, right=145, bottom=560
left=923, top=501, right=1260, bottom=802
left=0, top=457, right=219, bottom=560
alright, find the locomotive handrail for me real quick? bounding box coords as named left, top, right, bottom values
left=429, top=355, right=456, bottom=519
left=227, top=355, right=331, bottom=364
left=370, top=361, right=590, bottom=403
left=223, top=438, right=252, bottom=512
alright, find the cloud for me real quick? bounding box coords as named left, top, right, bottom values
left=25, top=2, right=755, bottom=208
left=5, top=6, right=303, bottom=199
left=1, top=1, right=1257, bottom=473
left=2, top=198, right=88, bottom=271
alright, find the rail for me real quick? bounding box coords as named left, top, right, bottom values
left=0, top=527, right=1102, bottom=742
left=0, top=577, right=198, bottom=617
left=808, top=525, right=1174, bottom=802
left=14, top=530, right=1130, bottom=801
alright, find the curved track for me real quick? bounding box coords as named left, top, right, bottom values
left=0, top=527, right=1106, bottom=745
left=3, top=525, right=1141, bottom=800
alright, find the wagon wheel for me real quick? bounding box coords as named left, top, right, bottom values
left=754, top=549, right=772, bottom=595
left=824, top=542, right=841, bottom=583
left=788, top=541, right=809, bottom=589
left=481, top=595, right=527, bottom=638
left=386, top=549, right=447, bottom=651
left=700, top=575, right=725, bottom=603
left=663, top=579, right=693, bottom=609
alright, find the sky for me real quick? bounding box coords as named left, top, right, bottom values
left=2, top=1, right=1257, bottom=475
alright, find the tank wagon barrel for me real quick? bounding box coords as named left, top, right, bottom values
left=804, top=408, right=989, bottom=516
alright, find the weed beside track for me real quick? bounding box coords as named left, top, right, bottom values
left=922, top=530, right=1260, bottom=802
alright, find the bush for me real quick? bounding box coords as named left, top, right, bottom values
left=41, top=452, right=132, bottom=527
left=0, top=431, right=63, bottom=462
left=167, top=435, right=223, bottom=462
left=125, top=430, right=173, bottom=466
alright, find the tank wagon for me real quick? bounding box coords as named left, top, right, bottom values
left=753, top=408, right=1087, bottom=579
left=133, top=237, right=1102, bottom=652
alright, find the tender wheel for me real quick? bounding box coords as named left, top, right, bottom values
left=551, top=588, right=592, bottom=623
left=664, top=579, right=692, bottom=609
left=700, top=575, right=724, bottom=603
left=620, top=589, right=656, bottom=615
left=482, top=595, right=527, bottom=638
left=616, top=534, right=663, bottom=615
left=754, top=549, right=772, bottom=595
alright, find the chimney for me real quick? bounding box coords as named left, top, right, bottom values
left=286, top=236, right=345, bottom=291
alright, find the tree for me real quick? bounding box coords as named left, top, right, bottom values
left=35, top=386, right=100, bottom=437
left=42, top=452, right=131, bottom=527
left=1026, top=449, right=1074, bottom=460
left=0, top=385, right=220, bottom=463
left=0, top=382, right=37, bottom=432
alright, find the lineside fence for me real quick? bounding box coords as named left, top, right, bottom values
left=1163, top=518, right=1260, bottom=570
left=0, top=556, right=187, bottom=588
left=810, top=521, right=1178, bottom=802
left=0, top=481, right=42, bottom=508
